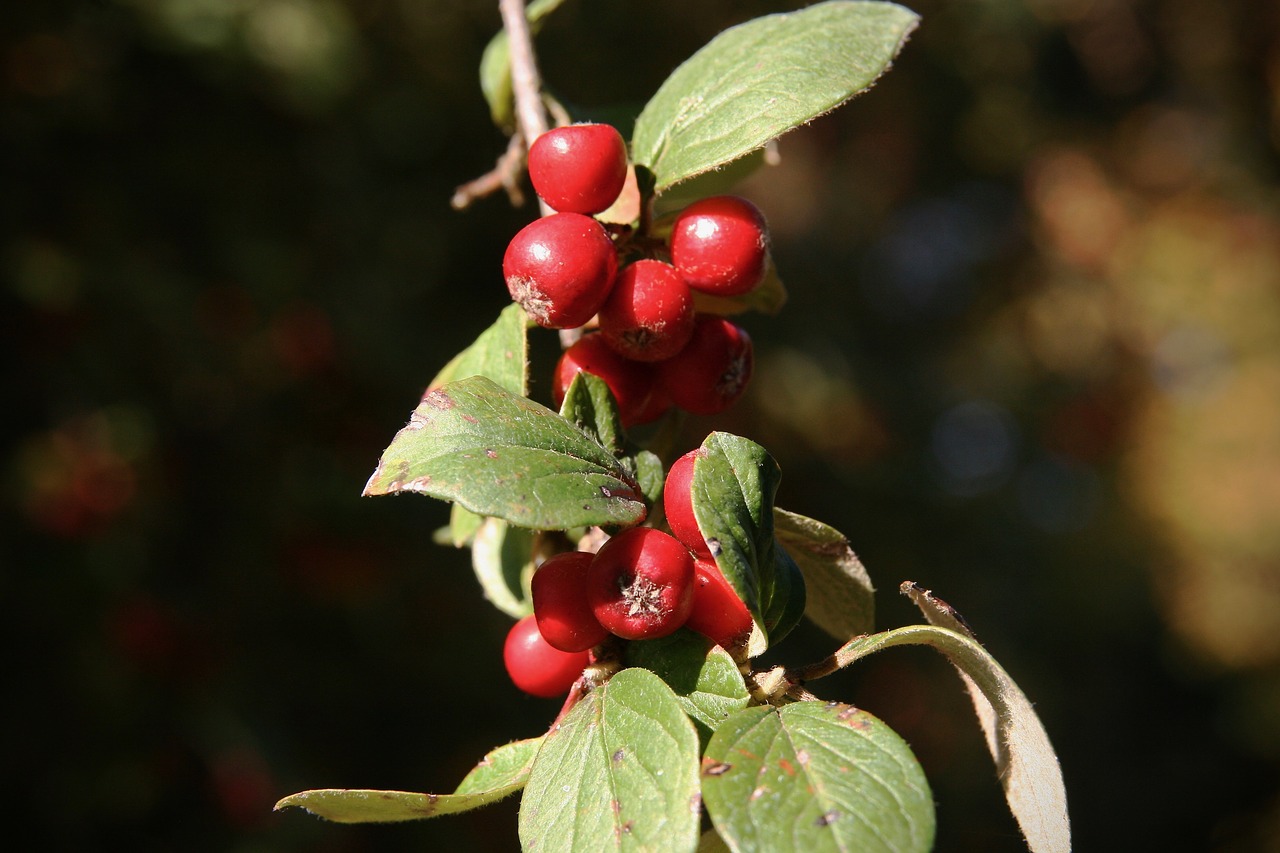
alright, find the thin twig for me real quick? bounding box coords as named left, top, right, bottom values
left=498, top=0, right=553, bottom=217
left=451, top=131, right=527, bottom=210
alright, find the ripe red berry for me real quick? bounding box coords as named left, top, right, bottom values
left=657, top=315, right=754, bottom=416
left=663, top=448, right=711, bottom=557
left=669, top=195, right=770, bottom=297
left=531, top=551, right=608, bottom=653
left=686, top=558, right=754, bottom=650
left=528, top=124, right=629, bottom=215
left=553, top=333, right=660, bottom=427
left=503, top=212, right=617, bottom=329
left=598, top=260, right=696, bottom=362
left=503, top=614, right=590, bottom=698
left=587, top=527, right=695, bottom=640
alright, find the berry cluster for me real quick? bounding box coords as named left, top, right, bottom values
left=503, top=448, right=754, bottom=697
left=502, top=123, right=768, bottom=425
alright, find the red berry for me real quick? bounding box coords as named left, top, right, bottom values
left=657, top=315, right=754, bottom=416
left=587, top=528, right=695, bottom=640
left=531, top=551, right=608, bottom=653
left=663, top=448, right=711, bottom=557
left=669, top=196, right=770, bottom=297
left=503, top=212, right=617, bottom=329
left=553, top=333, right=659, bottom=427
left=598, top=260, right=696, bottom=362
left=686, top=558, right=754, bottom=649
left=528, top=124, right=629, bottom=215
left=503, top=614, right=589, bottom=698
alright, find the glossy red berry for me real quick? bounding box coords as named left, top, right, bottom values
left=587, top=527, right=695, bottom=640
left=503, top=212, right=617, bottom=329
left=686, top=558, right=754, bottom=649
left=663, top=448, right=711, bottom=557
left=657, top=315, right=754, bottom=416
left=503, top=614, right=589, bottom=698
left=598, top=260, right=696, bottom=362
left=528, top=124, right=629, bottom=215
left=531, top=551, right=608, bottom=653
left=553, top=333, right=660, bottom=427
left=669, top=195, right=770, bottom=297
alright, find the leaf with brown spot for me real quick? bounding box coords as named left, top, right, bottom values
left=701, top=702, right=934, bottom=852
left=365, top=376, right=647, bottom=531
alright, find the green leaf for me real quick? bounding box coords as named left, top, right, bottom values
left=761, top=542, right=806, bottom=645
left=519, top=668, right=701, bottom=853
left=479, top=0, right=573, bottom=130
left=625, top=630, right=750, bottom=745
left=274, top=737, right=542, bottom=823
left=899, top=583, right=1071, bottom=853
left=364, top=376, right=647, bottom=531
left=651, top=148, right=770, bottom=218
left=429, top=303, right=529, bottom=397
left=690, top=432, right=781, bottom=654
left=471, top=517, right=534, bottom=618
left=448, top=503, right=485, bottom=547
left=631, top=1, right=919, bottom=192
left=630, top=449, right=666, bottom=510
left=559, top=371, right=625, bottom=456
left=455, top=737, right=544, bottom=795
left=701, top=702, right=935, bottom=852
left=773, top=508, right=875, bottom=638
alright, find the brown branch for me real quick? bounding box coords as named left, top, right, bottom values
left=498, top=0, right=553, bottom=217
left=451, top=131, right=527, bottom=210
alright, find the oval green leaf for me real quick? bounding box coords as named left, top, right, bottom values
left=429, top=303, right=528, bottom=397
left=559, top=371, right=625, bottom=456
left=625, top=630, right=750, bottom=746
left=274, top=737, right=541, bottom=823
left=519, top=667, right=701, bottom=853
left=773, top=507, right=875, bottom=638
left=690, top=432, right=781, bottom=652
left=701, top=702, right=935, bottom=853
left=631, top=1, right=920, bottom=191
left=364, top=376, right=646, bottom=531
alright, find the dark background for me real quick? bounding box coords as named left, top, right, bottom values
left=5, top=0, right=1280, bottom=850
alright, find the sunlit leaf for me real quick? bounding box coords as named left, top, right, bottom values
left=773, top=507, right=875, bottom=638
left=901, top=583, right=1070, bottom=853
left=364, top=376, right=646, bottom=531
left=625, top=630, right=750, bottom=745
left=632, top=1, right=919, bottom=191
left=274, top=737, right=542, bottom=823
left=701, top=702, right=934, bottom=852
left=429, top=303, right=528, bottom=397
left=519, top=668, right=700, bottom=853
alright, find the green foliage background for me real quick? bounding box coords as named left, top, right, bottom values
left=4, top=0, right=1279, bottom=850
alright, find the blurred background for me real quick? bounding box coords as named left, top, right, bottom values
left=4, top=0, right=1279, bottom=849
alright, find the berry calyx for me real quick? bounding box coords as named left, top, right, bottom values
left=502, top=614, right=589, bottom=698
left=669, top=195, right=770, bottom=297
left=598, top=260, right=696, bottom=362
left=663, top=448, right=711, bottom=557
left=531, top=551, right=608, bottom=653
left=657, top=315, right=754, bottom=416
left=503, top=212, right=617, bottom=329
left=686, top=558, right=754, bottom=650
left=587, top=527, right=694, bottom=640
left=553, top=333, right=661, bottom=427
left=528, top=124, right=629, bottom=215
